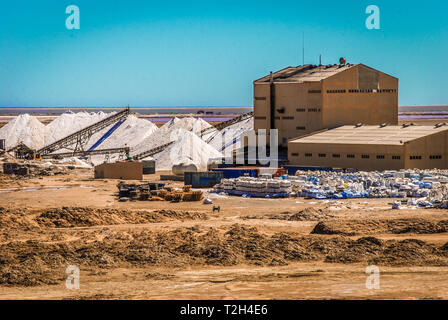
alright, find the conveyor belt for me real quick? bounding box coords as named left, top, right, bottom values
left=38, top=107, right=130, bottom=155
left=42, top=147, right=128, bottom=159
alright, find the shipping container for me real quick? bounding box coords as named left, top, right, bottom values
left=184, top=171, right=224, bottom=188
left=0, top=139, right=5, bottom=151
left=211, top=168, right=258, bottom=179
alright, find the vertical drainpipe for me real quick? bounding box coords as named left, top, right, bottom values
left=403, top=141, right=407, bottom=169
left=269, top=72, right=275, bottom=131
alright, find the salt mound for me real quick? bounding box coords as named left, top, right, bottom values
left=153, top=129, right=222, bottom=171
left=208, top=117, right=253, bottom=154
left=87, top=115, right=157, bottom=149
left=132, top=117, right=211, bottom=156
left=0, top=114, right=47, bottom=150
left=87, top=115, right=158, bottom=165
left=45, top=111, right=112, bottom=145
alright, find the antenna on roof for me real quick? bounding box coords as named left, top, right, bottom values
left=319, top=54, right=322, bottom=66
left=302, top=32, right=305, bottom=66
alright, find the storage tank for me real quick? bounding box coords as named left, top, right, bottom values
left=172, top=163, right=198, bottom=176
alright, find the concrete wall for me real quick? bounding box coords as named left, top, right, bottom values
left=288, top=142, right=404, bottom=171
left=322, top=65, right=398, bottom=129
left=94, top=161, right=143, bottom=180
left=404, top=131, right=448, bottom=169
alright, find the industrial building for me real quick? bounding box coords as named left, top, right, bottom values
left=288, top=124, right=448, bottom=171
left=253, top=61, right=398, bottom=147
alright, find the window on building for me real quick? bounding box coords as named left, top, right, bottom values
left=318, top=154, right=326, bottom=158
left=410, top=155, right=422, bottom=160
left=308, top=90, right=321, bottom=94
left=296, top=108, right=306, bottom=112
left=274, top=116, right=280, bottom=120
left=308, top=108, right=319, bottom=112
left=254, top=96, right=266, bottom=100
left=327, top=89, right=346, bottom=93
left=296, top=126, right=306, bottom=130
left=430, top=155, right=442, bottom=160
left=305, top=153, right=312, bottom=157
left=376, top=155, right=385, bottom=159
left=347, top=154, right=355, bottom=158
left=392, top=155, right=401, bottom=160
left=282, top=116, right=294, bottom=120
left=332, top=154, right=340, bottom=158
left=291, top=153, right=299, bottom=157
left=361, top=155, right=370, bottom=159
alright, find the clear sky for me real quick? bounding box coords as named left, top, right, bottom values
left=0, top=0, right=447, bottom=107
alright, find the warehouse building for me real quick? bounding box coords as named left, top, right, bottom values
left=254, top=60, right=398, bottom=147
left=288, top=124, right=448, bottom=171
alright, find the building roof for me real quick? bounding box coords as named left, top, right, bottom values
left=289, top=124, right=448, bottom=146
left=255, top=63, right=357, bottom=83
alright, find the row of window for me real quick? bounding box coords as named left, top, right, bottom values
left=296, top=108, right=321, bottom=112
left=291, top=153, right=401, bottom=160
left=290, top=153, right=443, bottom=160
left=327, top=88, right=397, bottom=94
left=255, top=88, right=397, bottom=100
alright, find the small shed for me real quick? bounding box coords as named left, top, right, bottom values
left=94, top=161, right=143, bottom=180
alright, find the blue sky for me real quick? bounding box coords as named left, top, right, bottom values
left=0, top=0, right=447, bottom=107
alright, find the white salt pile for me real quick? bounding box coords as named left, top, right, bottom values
left=60, top=157, right=92, bottom=168
left=208, top=117, right=253, bottom=154
left=45, top=111, right=112, bottom=145
left=153, top=129, right=222, bottom=171
left=88, top=115, right=158, bottom=165
left=87, top=115, right=157, bottom=150
left=0, top=114, right=47, bottom=150
left=131, top=117, right=211, bottom=156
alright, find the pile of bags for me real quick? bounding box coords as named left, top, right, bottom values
left=214, top=177, right=291, bottom=198
left=213, top=168, right=448, bottom=207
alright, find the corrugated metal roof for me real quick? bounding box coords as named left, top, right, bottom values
left=255, top=64, right=357, bottom=83
left=289, top=125, right=448, bottom=145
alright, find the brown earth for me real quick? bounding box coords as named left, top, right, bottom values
left=1, top=168, right=448, bottom=299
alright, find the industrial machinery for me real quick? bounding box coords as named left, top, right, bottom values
left=26, top=150, right=42, bottom=161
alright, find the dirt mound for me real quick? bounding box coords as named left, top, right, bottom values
left=288, top=208, right=333, bottom=221
left=2, top=224, right=448, bottom=286
left=311, top=218, right=448, bottom=235
left=311, top=221, right=355, bottom=236
left=35, top=207, right=208, bottom=228
left=242, top=207, right=334, bottom=222
left=0, top=207, right=39, bottom=230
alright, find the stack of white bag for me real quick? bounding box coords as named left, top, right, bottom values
left=214, top=177, right=291, bottom=197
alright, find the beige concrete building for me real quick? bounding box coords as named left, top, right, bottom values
left=94, top=161, right=143, bottom=180
left=254, top=62, right=398, bottom=147
left=288, top=124, right=448, bottom=171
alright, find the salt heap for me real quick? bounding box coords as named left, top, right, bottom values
left=0, top=114, right=47, bottom=150
left=131, top=117, right=211, bottom=157
left=208, top=117, right=253, bottom=154
left=153, top=129, right=222, bottom=171
left=45, top=111, right=112, bottom=145
left=88, top=115, right=158, bottom=165
left=87, top=115, right=157, bottom=150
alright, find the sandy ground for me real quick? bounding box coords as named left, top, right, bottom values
left=0, top=166, right=448, bottom=300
